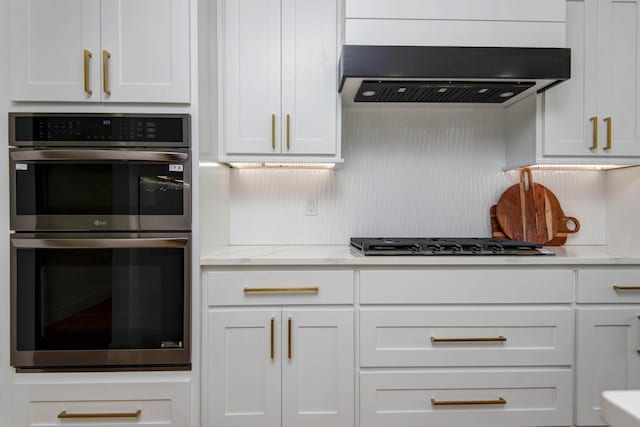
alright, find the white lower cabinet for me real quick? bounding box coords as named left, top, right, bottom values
left=360, top=369, right=573, bottom=427
left=12, top=379, right=190, bottom=427
left=575, top=307, right=640, bottom=426
left=204, top=269, right=355, bottom=427
left=358, top=268, right=575, bottom=427
left=208, top=308, right=354, bottom=427
left=575, top=268, right=640, bottom=426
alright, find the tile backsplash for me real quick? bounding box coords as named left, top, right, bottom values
left=217, top=106, right=607, bottom=245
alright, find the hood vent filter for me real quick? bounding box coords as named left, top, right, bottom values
left=356, top=81, right=535, bottom=103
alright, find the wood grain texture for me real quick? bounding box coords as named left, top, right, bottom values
left=494, top=168, right=580, bottom=245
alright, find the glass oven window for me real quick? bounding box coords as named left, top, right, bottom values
left=15, top=162, right=185, bottom=216
left=16, top=247, right=185, bottom=351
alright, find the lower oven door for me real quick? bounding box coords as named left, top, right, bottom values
left=9, top=148, right=191, bottom=232
left=10, top=233, right=191, bottom=371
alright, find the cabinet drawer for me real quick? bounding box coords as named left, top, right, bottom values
left=360, top=269, right=573, bottom=304
left=360, top=369, right=573, bottom=427
left=12, top=380, right=189, bottom=427
left=577, top=269, right=640, bottom=303
left=360, top=308, right=574, bottom=367
left=206, top=270, right=354, bottom=306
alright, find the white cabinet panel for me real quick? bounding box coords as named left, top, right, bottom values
left=100, top=0, right=190, bottom=102
left=12, top=380, right=190, bottom=427
left=10, top=0, right=101, bottom=101
left=281, top=0, right=338, bottom=155
left=577, top=269, right=640, bottom=303
left=360, top=308, right=574, bottom=367
left=359, top=269, right=573, bottom=304
left=346, top=0, right=565, bottom=21
left=282, top=309, right=354, bottom=427
left=575, top=307, right=640, bottom=426
left=360, top=369, right=573, bottom=427
left=206, top=269, right=354, bottom=306
left=345, top=20, right=566, bottom=48
left=222, top=0, right=281, bottom=154
left=209, top=310, right=281, bottom=427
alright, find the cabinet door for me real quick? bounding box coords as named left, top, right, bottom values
left=575, top=307, right=640, bottom=426
left=282, top=309, right=354, bottom=427
left=9, top=0, right=101, bottom=101
left=281, top=0, right=338, bottom=155
left=222, top=0, right=282, bottom=154
left=543, top=0, right=599, bottom=156
left=597, top=0, right=640, bottom=156
left=209, top=310, right=281, bottom=427
left=100, top=0, right=190, bottom=102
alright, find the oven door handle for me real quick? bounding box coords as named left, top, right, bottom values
left=11, top=237, right=189, bottom=249
left=10, top=150, right=189, bottom=163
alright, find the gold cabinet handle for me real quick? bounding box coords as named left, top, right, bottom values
left=83, top=49, right=93, bottom=95
left=58, top=409, right=141, bottom=419
left=288, top=316, right=292, bottom=360
left=102, top=50, right=111, bottom=95
left=243, top=287, right=319, bottom=293
left=286, top=114, right=291, bottom=150
left=431, top=336, right=507, bottom=343
left=431, top=397, right=506, bottom=407
left=589, top=116, right=598, bottom=150
left=270, top=316, right=275, bottom=360
left=613, top=285, right=640, bottom=291
left=604, top=117, right=612, bottom=151
left=271, top=114, right=276, bottom=150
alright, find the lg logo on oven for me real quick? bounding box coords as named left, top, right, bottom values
left=94, top=220, right=108, bottom=227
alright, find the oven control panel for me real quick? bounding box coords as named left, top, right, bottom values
left=10, top=114, right=190, bottom=147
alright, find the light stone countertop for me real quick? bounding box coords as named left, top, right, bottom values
left=200, top=245, right=640, bottom=266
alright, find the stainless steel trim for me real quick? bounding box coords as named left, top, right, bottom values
left=10, top=149, right=188, bottom=162
left=10, top=233, right=191, bottom=370
left=11, top=237, right=188, bottom=249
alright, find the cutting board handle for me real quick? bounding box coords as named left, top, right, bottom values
left=558, top=216, right=581, bottom=234
left=520, top=168, right=533, bottom=192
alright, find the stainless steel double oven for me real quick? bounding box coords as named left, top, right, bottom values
left=9, top=113, right=192, bottom=371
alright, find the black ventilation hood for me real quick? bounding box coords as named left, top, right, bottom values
left=339, top=45, right=571, bottom=106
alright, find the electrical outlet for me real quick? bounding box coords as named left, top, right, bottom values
left=304, top=198, right=318, bottom=216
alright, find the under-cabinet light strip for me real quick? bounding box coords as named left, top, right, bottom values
left=227, top=162, right=337, bottom=169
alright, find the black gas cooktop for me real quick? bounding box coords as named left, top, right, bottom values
left=350, top=237, right=554, bottom=256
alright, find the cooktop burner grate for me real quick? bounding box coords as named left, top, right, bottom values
left=350, top=237, right=554, bottom=256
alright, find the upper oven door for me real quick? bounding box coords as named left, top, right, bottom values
left=10, top=149, right=191, bottom=232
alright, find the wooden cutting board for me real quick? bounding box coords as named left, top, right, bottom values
left=490, top=204, right=577, bottom=246
left=495, top=168, right=580, bottom=245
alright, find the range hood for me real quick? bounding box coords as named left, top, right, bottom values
left=339, top=45, right=571, bottom=106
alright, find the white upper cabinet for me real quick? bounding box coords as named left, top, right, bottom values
left=507, top=0, right=640, bottom=168
left=219, top=0, right=341, bottom=161
left=10, top=0, right=190, bottom=103
left=545, top=0, right=640, bottom=157
left=345, top=0, right=566, bottom=47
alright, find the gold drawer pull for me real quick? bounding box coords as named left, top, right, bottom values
left=58, top=409, right=141, bottom=419
left=244, top=287, right=319, bottom=293
left=431, top=336, right=507, bottom=343
left=613, top=285, right=640, bottom=291
left=431, top=397, right=507, bottom=407
left=270, top=316, right=275, bottom=360
left=589, top=116, right=598, bottom=150
left=604, top=117, right=613, bottom=151
left=102, top=50, right=112, bottom=95
left=288, top=316, right=292, bottom=359
left=83, top=49, right=93, bottom=95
